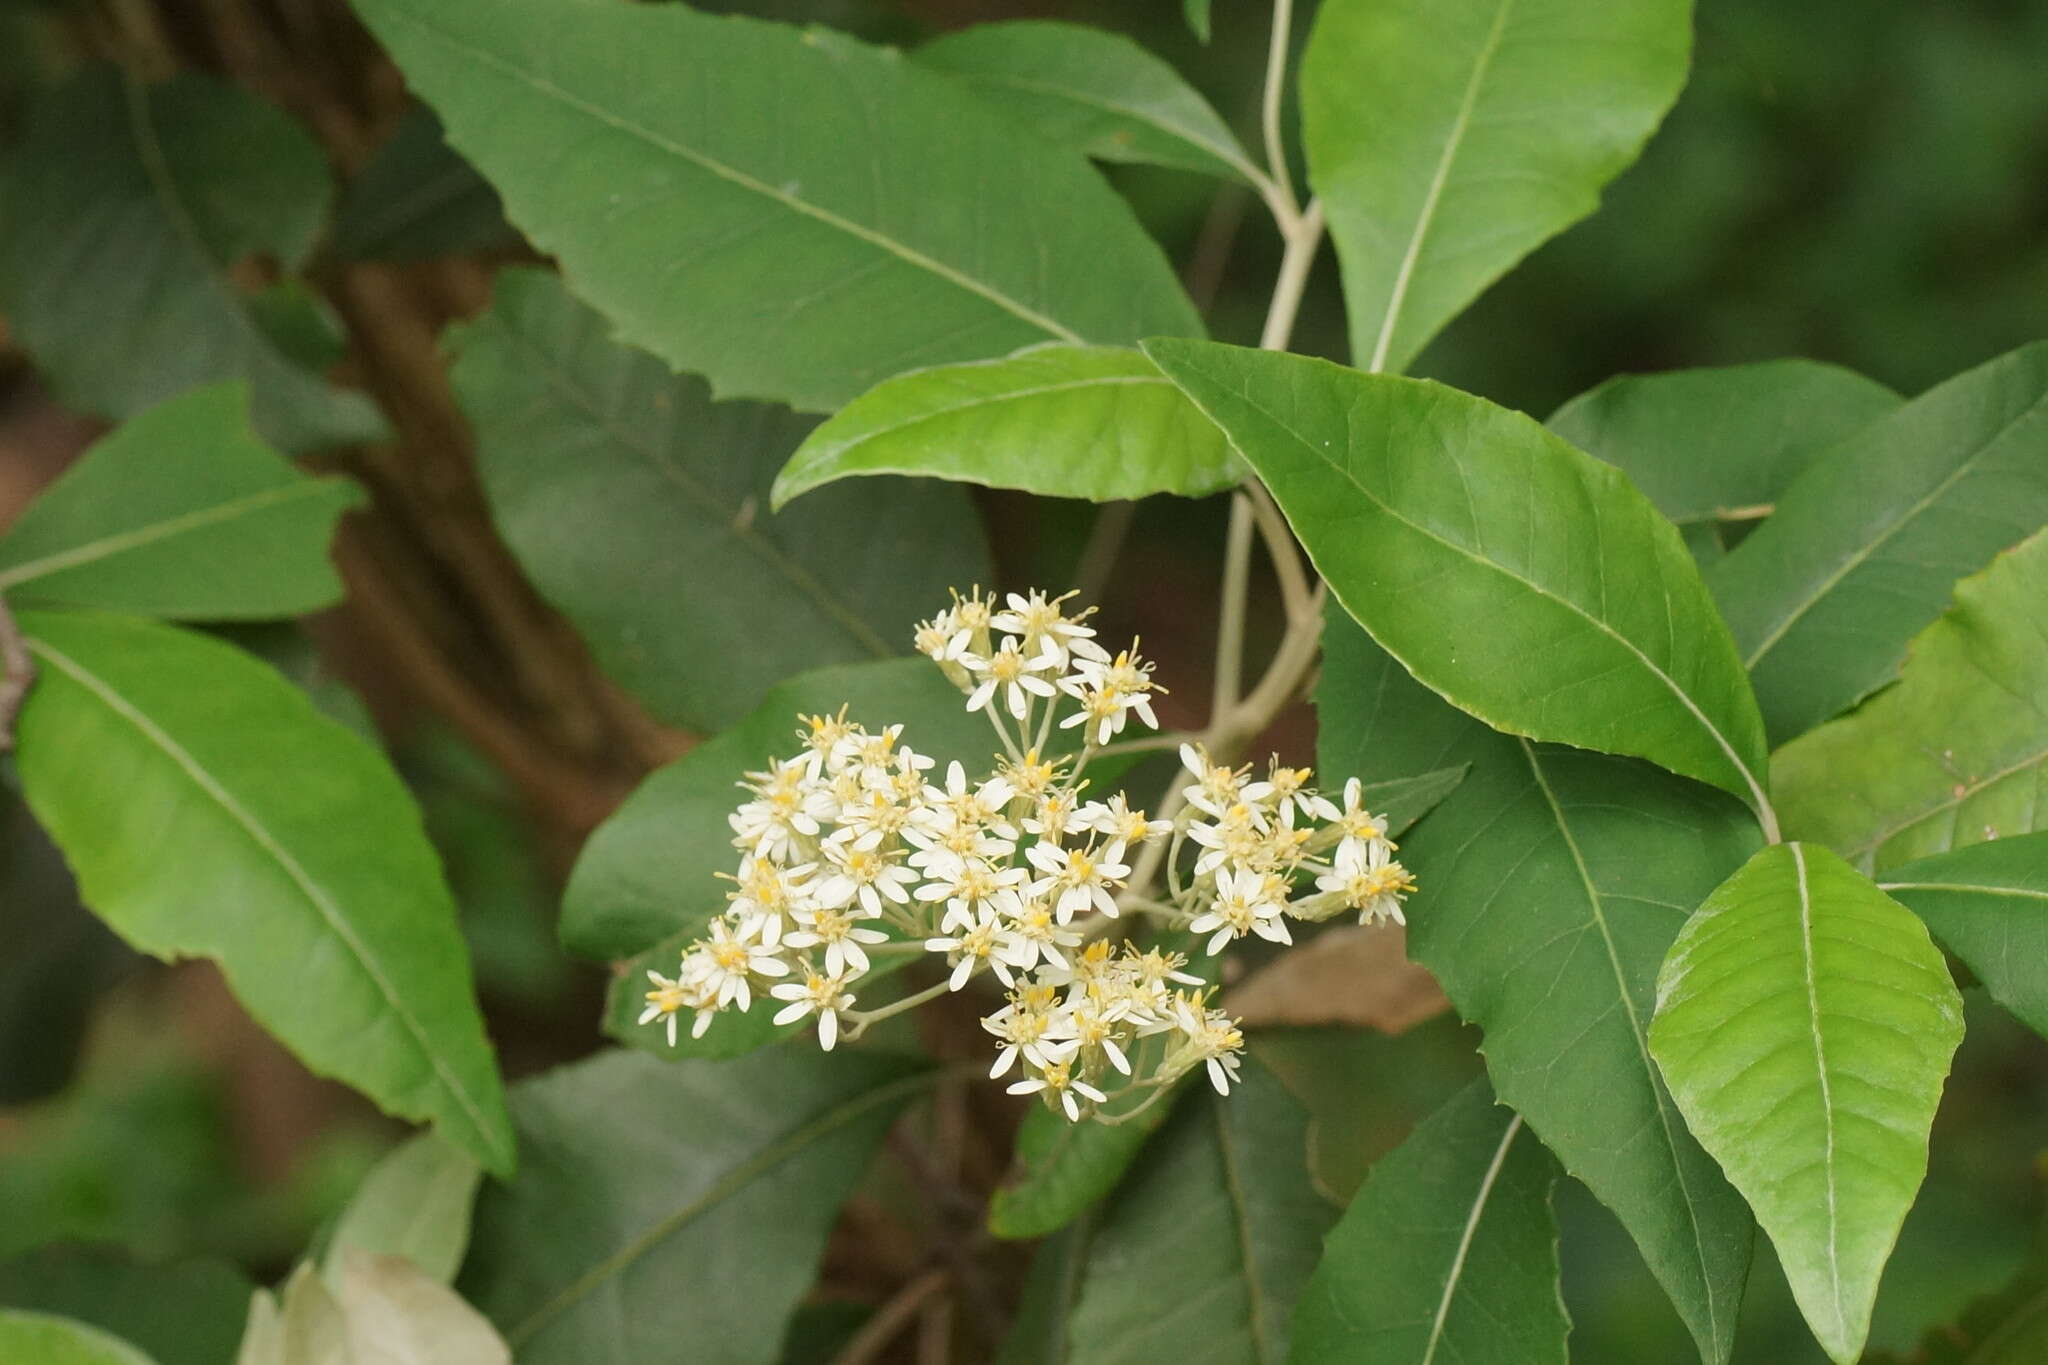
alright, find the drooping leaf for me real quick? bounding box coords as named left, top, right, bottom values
left=0, top=1311, right=158, bottom=1365
left=1149, top=340, right=1772, bottom=815
left=0, top=68, right=384, bottom=452
left=1317, top=611, right=1757, bottom=1364
left=771, top=344, right=1243, bottom=508
left=449, top=268, right=990, bottom=733
left=1710, top=341, right=2048, bottom=743
left=914, top=21, right=1256, bottom=181
left=1057, top=1061, right=1334, bottom=1365
left=458, top=1048, right=928, bottom=1364
left=14, top=610, right=514, bottom=1175
left=0, top=385, right=362, bottom=620
left=352, top=0, right=1202, bottom=413
left=1300, top=0, right=1692, bottom=374
left=325, top=1135, right=483, bottom=1285
left=1773, top=527, right=2048, bottom=872
left=0, top=1248, right=251, bottom=1365
left=1649, top=842, right=1965, bottom=1364
left=332, top=106, right=519, bottom=262
left=1290, top=1078, right=1568, bottom=1365
left=1546, top=360, right=1901, bottom=562
left=1878, top=834, right=2048, bottom=1045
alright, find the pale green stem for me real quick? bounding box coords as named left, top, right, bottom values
left=1213, top=492, right=1256, bottom=716
left=1260, top=0, right=1301, bottom=222
left=844, top=978, right=958, bottom=1037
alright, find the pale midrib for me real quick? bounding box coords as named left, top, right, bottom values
left=507, top=1070, right=936, bottom=1346
left=1851, top=741, right=2048, bottom=863
left=1520, top=739, right=1730, bottom=1349
left=1421, top=1115, right=1522, bottom=1365
left=1740, top=390, right=2048, bottom=669
left=28, top=636, right=499, bottom=1153
left=373, top=4, right=1084, bottom=345
left=488, top=320, right=893, bottom=657
left=1367, top=0, right=1515, bottom=374
left=1210, top=1095, right=1274, bottom=1365
left=1879, top=881, right=2048, bottom=902
left=933, top=68, right=1258, bottom=182
left=1793, top=844, right=1847, bottom=1328
left=0, top=482, right=340, bottom=591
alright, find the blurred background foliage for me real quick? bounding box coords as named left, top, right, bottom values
left=0, top=0, right=2044, bottom=1360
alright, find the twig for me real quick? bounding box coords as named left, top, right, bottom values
left=830, top=1269, right=951, bottom=1365
left=0, top=594, right=35, bottom=751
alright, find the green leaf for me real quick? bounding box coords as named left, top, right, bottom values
left=326, top=1135, right=484, bottom=1285
left=989, top=1100, right=1175, bottom=1243
left=1185, top=0, right=1213, bottom=43
left=0, top=1311, right=158, bottom=1365
left=449, top=267, right=991, bottom=733
left=1289, top=1078, right=1567, bottom=1365
left=0, top=1249, right=252, bottom=1365
left=1148, top=339, right=1772, bottom=815
left=351, top=0, right=1203, bottom=413
left=1709, top=341, right=2048, bottom=744
left=914, top=21, right=1256, bottom=181
left=1317, top=611, right=1757, bottom=1364
left=1875, top=1191, right=2048, bottom=1365
left=1300, top=0, right=1692, bottom=375
left=1649, top=842, right=1965, bottom=1363
left=772, top=344, right=1243, bottom=508
left=458, top=1048, right=928, bottom=1363
left=1059, top=1061, right=1334, bottom=1364
left=0, top=68, right=384, bottom=452
left=0, top=385, right=362, bottom=620
left=14, top=610, right=515, bottom=1175
left=1546, top=360, right=1901, bottom=535
left=997, top=1221, right=1094, bottom=1365
left=1877, top=834, right=2048, bottom=1045
left=1773, top=528, right=2048, bottom=872
left=332, top=106, right=518, bottom=262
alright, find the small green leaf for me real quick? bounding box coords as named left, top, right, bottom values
left=915, top=22, right=1255, bottom=181
left=1649, top=842, right=1965, bottom=1363
left=1774, top=527, right=2048, bottom=872
left=352, top=0, right=1202, bottom=413
left=325, top=1135, right=484, bottom=1285
left=458, top=1048, right=928, bottom=1364
left=0, top=385, right=362, bottom=620
left=988, top=1101, right=1176, bottom=1243
left=1290, top=1078, right=1568, bottom=1365
left=450, top=268, right=991, bottom=733
left=1879, top=834, right=2048, bottom=1045
left=1149, top=340, right=1772, bottom=815
left=0, top=1250, right=251, bottom=1365
left=1184, top=0, right=1214, bottom=44
left=773, top=344, right=1243, bottom=509
left=1301, top=0, right=1692, bottom=374
left=0, top=68, right=384, bottom=452
left=0, top=1312, right=158, bottom=1365
left=1710, top=341, right=2048, bottom=744
left=15, top=610, right=514, bottom=1174
left=332, top=106, right=518, bottom=262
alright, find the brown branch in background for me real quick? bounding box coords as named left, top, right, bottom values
left=0, top=594, right=36, bottom=752
left=829, top=1269, right=952, bottom=1365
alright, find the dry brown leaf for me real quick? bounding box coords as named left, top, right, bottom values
left=1224, top=923, right=1450, bottom=1033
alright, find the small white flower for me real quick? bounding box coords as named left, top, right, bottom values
left=915, top=854, right=1027, bottom=930
left=1188, top=866, right=1293, bottom=955
left=1006, top=1057, right=1108, bottom=1122
left=965, top=638, right=1060, bottom=720
left=688, top=919, right=791, bottom=1010
left=770, top=970, right=857, bottom=1050
left=983, top=985, right=1069, bottom=1078
left=1024, top=839, right=1130, bottom=921
left=1331, top=777, right=1389, bottom=845
left=722, top=855, right=817, bottom=946
left=1075, top=794, right=1172, bottom=846
left=638, top=969, right=715, bottom=1047
left=814, top=839, right=918, bottom=916
left=995, top=898, right=1083, bottom=976
left=1314, top=835, right=1415, bottom=926
left=924, top=908, right=1008, bottom=990
left=783, top=906, right=891, bottom=978
left=991, top=589, right=1109, bottom=669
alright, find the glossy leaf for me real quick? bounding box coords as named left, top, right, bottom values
left=353, top=0, right=1202, bottom=413
left=0, top=68, right=383, bottom=452
left=458, top=1048, right=927, bottom=1364
left=14, top=611, right=514, bottom=1174
left=1317, top=611, right=1757, bottom=1363
left=1300, top=0, right=1691, bottom=374
left=450, top=268, right=990, bottom=733
left=0, top=1311, right=157, bottom=1365
left=0, top=1250, right=250, bottom=1365
left=1059, top=1062, right=1334, bottom=1365
left=1290, top=1078, right=1568, bottom=1365
left=772, top=344, right=1243, bottom=508
left=1878, top=834, right=2048, bottom=1044
left=1711, top=341, right=2048, bottom=743
left=0, top=385, right=362, bottom=620
left=1649, top=842, right=1965, bottom=1363
left=326, top=1135, right=483, bottom=1285
left=1774, top=528, right=2048, bottom=872
left=915, top=21, right=1256, bottom=181
left=1149, top=340, right=1772, bottom=815
left=332, top=106, right=518, bottom=262
left=1547, top=360, right=1901, bottom=550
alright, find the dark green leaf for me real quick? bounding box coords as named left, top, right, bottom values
left=0, top=385, right=362, bottom=620
left=1149, top=340, right=1772, bottom=815
left=773, top=344, right=1243, bottom=508
left=1649, top=842, right=1965, bottom=1363
left=1773, top=527, right=2048, bottom=872
left=0, top=1248, right=251, bottom=1365
left=996, top=1220, right=1093, bottom=1365
left=1710, top=342, right=2048, bottom=743
left=352, top=0, right=1203, bottom=413
left=1879, top=834, right=2048, bottom=1045
left=1874, top=1188, right=2048, bottom=1365
left=0, top=1311, right=157, bottom=1365
left=988, top=1103, right=1173, bottom=1243
left=450, top=268, right=990, bottom=733
left=1290, top=1078, right=1567, bottom=1365
left=326, top=1135, right=483, bottom=1285
left=0, top=68, right=384, bottom=452
left=458, top=1048, right=928, bottom=1364
left=1185, top=0, right=1213, bottom=43
left=914, top=22, right=1255, bottom=181
left=1301, top=0, right=1691, bottom=374
left=15, top=610, right=514, bottom=1174
left=1317, top=611, right=1757, bottom=1364
left=333, top=106, right=518, bottom=262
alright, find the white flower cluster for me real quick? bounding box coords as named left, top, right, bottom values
left=639, top=588, right=1416, bottom=1124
